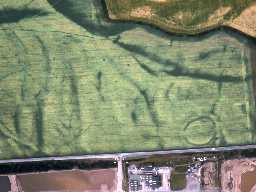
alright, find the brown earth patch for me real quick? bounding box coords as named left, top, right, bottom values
left=241, top=168, right=256, bottom=192
left=221, top=159, right=256, bottom=192
left=131, top=6, right=153, bottom=18
left=150, top=0, right=167, bottom=3
left=18, top=168, right=117, bottom=192
left=208, top=7, right=231, bottom=23
left=228, top=2, right=256, bottom=37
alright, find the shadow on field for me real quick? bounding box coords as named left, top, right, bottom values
left=47, top=0, right=135, bottom=36
left=0, top=8, right=49, bottom=24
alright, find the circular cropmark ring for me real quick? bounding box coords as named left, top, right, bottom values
left=184, top=116, right=217, bottom=146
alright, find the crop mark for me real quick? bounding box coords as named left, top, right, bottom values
left=0, top=119, right=37, bottom=152
left=96, top=71, right=105, bottom=101
left=4, top=29, right=30, bottom=101
left=184, top=116, right=217, bottom=146
left=113, top=38, right=249, bottom=83
left=131, top=111, right=138, bottom=125
left=54, top=39, right=83, bottom=151
left=129, top=81, right=160, bottom=129
left=13, top=105, right=21, bottom=136
left=35, top=35, right=51, bottom=93
left=131, top=97, right=140, bottom=125
left=69, top=68, right=81, bottom=119
left=197, top=48, right=222, bottom=60
left=134, top=57, right=158, bottom=77
left=162, top=66, right=250, bottom=83
left=34, top=96, right=44, bottom=152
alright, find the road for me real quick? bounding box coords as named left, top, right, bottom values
left=1, top=144, right=256, bottom=164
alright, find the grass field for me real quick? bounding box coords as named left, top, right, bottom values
left=0, top=0, right=255, bottom=160
left=105, top=0, right=256, bottom=36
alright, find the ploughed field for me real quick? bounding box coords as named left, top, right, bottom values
left=0, top=0, right=255, bottom=160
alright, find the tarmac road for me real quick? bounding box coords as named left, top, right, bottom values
left=0, top=144, right=256, bottom=164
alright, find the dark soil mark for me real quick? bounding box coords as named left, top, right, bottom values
left=163, top=64, right=250, bottom=83
left=34, top=97, right=44, bottom=153
left=198, top=48, right=223, bottom=60
left=54, top=40, right=83, bottom=152
left=209, top=103, right=217, bottom=115
left=68, top=66, right=81, bottom=121
left=4, top=30, right=29, bottom=101
left=13, top=105, right=21, bottom=136
left=131, top=97, right=140, bottom=125
left=131, top=111, right=138, bottom=125
left=0, top=8, right=48, bottom=24
left=96, top=71, right=102, bottom=91
left=0, top=120, right=36, bottom=153
left=140, top=89, right=159, bottom=128
left=35, top=35, right=51, bottom=93
left=134, top=57, right=158, bottom=77
left=96, top=71, right=105, bottom=101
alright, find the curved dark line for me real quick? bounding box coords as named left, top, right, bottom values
left=184, top=116, right=216, bottom=131
left=34, top=98, right=44, bottom=152
left=133, top=57, right=158, bottom=77
left=184, top=116, right=217, bottom=146
left=34, top=35, right=51, bottom=93
left=4, top=29, right=29, bottom=100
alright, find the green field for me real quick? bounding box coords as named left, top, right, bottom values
left=0, top=0, right=255, bottom=160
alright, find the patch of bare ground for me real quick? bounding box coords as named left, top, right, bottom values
left=201, top=162, right=220, bottom=191
left=17, top=168, right=117, bottom=192
left=130, top=6, right=153, bottom=18
left=150, top=0, right=167, bottom=3
left=208, top=7, right=231, bottom=23
left=221, top=159, right=256, bottom=192
left=228, top=2, right=256, bottom=38
left=241, top=168, right=256, bottom=192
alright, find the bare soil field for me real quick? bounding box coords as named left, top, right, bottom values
left=228, top=2, right=256, bottom=38
left=241, top=168, right=256, bottom=192
left=201, top=162, right=220, bottom=191
left=18, top=168, right=117, bottom=192
left=221, top=158, right=256, bottom=192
